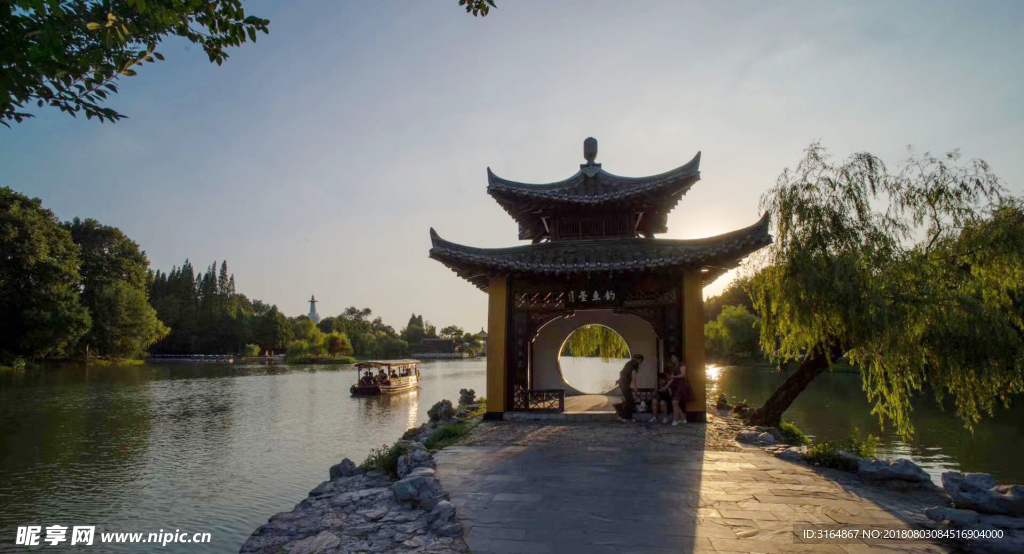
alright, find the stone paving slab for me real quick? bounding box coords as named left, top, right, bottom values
left=565, top=394, right=619, bottom=413
left=435, top=442, right=953, bottom=554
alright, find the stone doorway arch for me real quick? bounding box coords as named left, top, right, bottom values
left=531, top=309, right=660, bottom=396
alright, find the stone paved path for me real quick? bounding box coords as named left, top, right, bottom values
left=435, top=442, right=952, bottom=554
left=564, top=394, right=618, bottom=413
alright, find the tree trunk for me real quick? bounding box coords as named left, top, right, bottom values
left=747, top=345, right=845, bottom=427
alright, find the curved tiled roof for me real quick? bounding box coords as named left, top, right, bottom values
left=429, top=212, right=771, bottom=291
left=486, top=151, right=701, bottom=205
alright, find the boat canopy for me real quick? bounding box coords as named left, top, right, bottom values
left=355, top=360, right=420, bottom=368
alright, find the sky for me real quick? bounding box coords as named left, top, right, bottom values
left=2, top=0, right=1023, bottom=333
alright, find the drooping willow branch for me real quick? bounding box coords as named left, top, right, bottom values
left=563, top=325, right=630, bottom=361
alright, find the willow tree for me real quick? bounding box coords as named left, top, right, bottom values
left=748, top=143, right=1024, bottom=435
left=563, top=325, right=630, bottom=361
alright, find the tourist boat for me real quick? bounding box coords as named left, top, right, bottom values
left=350, top=360, right=421, bottom=396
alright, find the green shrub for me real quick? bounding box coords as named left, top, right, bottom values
left=424, top=421, right=472, bottom=451
left=242, top=343, right=261, bottom=357
left=324, top=332, right=354, bottom=356
left=844, top=428, right=880, bottom=459
left=804, top=441, right=855, bottom=470
left=733, top=399, right=752, bottom=418
left=779, top=420, right=808, bottom=446
left=285, top=339, right=309, bottom=359
left=803, top=429, right=880, bottom=470
left=1, top=357, right=28, bottom=372
left=704, top=305, right=761, bottom=361
left=359, top=442, right=410, bottom=478
left=307, top=341, right=326, bottom=357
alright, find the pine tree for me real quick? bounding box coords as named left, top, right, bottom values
left=218, top=261, right=229, bottom=296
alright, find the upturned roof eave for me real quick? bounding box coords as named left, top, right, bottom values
left=486, top=151, right=701, bottom=203
left=486, top=151, right=701, bottom=191
left=427, top=211, right=771, bottom=291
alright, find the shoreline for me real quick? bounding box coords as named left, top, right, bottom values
left=243, top=397, right=1022, bottom=554
left=239, top=397, right=482, bottom=553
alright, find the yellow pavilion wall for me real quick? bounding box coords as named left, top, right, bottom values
left=485, top=275, right=509, bottom=417
left=683, top=270, right=707, bottom=422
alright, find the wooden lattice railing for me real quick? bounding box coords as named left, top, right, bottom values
left=632, top=388, right=656, bottom=413
left=512, top=386, right=565, bottom=412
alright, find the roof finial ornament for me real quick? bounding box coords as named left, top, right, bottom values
left=583, top=137, right=597, bottom=163
left=581, top=137, right=601, bottom=176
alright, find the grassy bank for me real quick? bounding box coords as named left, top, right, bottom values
left=1, top=357, right=145, bottom=372
left=77, top=358, right=145, bottom=366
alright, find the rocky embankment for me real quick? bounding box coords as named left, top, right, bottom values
left=720, top=394, right=1024, bottom=554
left=239, top=390, right=482, bottom=554
left=926, top=472, right=1024, bottom=554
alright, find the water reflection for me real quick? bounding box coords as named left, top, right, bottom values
left=0, top=360, right=486, bottom=553
left=2, top=358, right=1021, bottom=554
left=710, top=362, right=1024, bottom=484
left=705, top=364, right=722, bottom=382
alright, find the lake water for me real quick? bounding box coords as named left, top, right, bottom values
left=706, top=361, right=1024, bottom=486
left=0, top=360, right=485, bottom=553
left=1, top=358, right=1021, bottom=552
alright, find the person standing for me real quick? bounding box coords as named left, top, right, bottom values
left=667, top=354, right=691, bottom=426
left=617, top=354, right=644, bottom=422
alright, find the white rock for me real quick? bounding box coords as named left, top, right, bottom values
left=360, top=507, right=388, bottom=521
left=392, top=475, right=447, bottom=510
left=979, top=513, right=1024, bottom=530
left=402, top=535, right=428, bottom=548
left=408, top=467, right=436, bottom=479
left=329, top=458, right=359, bottom=480
left=943, top=472, right=1024, bottom=517
left=428, top=500, right=456, bottom=525
left=925, top=506, right=980, bottom=526
left=858, top=458, right=930, bottom=482
left=308, top=481, right=335, bottom=497
left=737, top=430, right=776, bottom=446
left=776, top=448, right=806, bottom=463
left=286, top=531, right=340, bottom=554
left=755, top=426, right=784, bottom=443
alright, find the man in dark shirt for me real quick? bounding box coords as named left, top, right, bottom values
left=617, top=354, right=644, bottom=421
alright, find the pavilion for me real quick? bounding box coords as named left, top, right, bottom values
left=428, top=138, right=771, bottom=421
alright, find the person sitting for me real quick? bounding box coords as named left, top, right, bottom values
left=652, top=372, right=672, bottom=424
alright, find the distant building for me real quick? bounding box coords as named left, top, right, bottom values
left=478, top=328, right=488, bottom=356
left=307, top=295, right=320, bottom=324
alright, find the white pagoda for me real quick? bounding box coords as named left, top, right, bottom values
left=307, top=294, right=320, bottom=324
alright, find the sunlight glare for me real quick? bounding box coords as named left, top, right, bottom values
left=705, top=364, right=722, bottom=382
